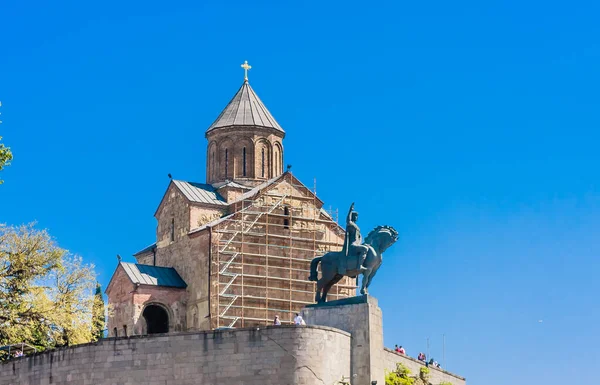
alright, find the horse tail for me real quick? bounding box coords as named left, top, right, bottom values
left=308, top=256, right=322, bottom=281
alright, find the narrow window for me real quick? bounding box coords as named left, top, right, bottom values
left=123, top=325, right=128, bottom=337
left=225, top=149, right=229, bottom=178
left=243, top=147, right=247, bottom=177
left=113, top=327, right=118, bottom=337
left=170, top=218, right=175, bottom=242
left=261, top=148, right=265, bottom=178
left=284, top=206, right=290, bottom=229
left=212, top=151, right=215, bottom=179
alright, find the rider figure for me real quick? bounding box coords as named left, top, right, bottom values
left=339, top=203, right=369, bottom=275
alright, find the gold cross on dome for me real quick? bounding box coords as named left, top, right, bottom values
left=241, top=60, right=252, bottom=81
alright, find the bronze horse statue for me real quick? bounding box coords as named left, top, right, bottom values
left=308, top=225, right=399, bottom=303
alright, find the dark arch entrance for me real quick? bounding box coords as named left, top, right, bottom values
left=143, top=304, right=169, bottom=334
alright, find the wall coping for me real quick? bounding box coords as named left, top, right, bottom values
left=1, top=325, right=351, bottom=366
left=383, top=347, right=466, bottom=381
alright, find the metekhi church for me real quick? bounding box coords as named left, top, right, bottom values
left=4, top=62, right=467, bottom=385
left=106, top=62, right=354, bottom=335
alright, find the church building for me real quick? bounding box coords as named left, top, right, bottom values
left=106, top=63, right=354, bottom=335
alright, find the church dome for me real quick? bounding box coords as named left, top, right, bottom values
left=206, top=80, right=284, bottom=134
left=205, top=62, right=285, bottom=186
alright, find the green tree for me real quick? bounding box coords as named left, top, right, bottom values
left=0, top=224, right=97, bottom=357
left=91, top=282, right=106, bottom=341
left=0, top=135, right=12, bottom=185
left=414, top=367, right=430, bottom=385
left=1, top=102, right=14, bottom=184
left=48, top=255, right=96, bottom=346
left=385, top=363, right=415, bottom=385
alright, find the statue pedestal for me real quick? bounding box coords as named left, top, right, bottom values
left=302, top=295, right=384, bottom=385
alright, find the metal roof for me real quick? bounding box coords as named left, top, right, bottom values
left=172, top=180, right=228, bottom=206
left=120, top=262, right=187, bottom=288
left=132, top=242, right=156, bottom=256
left=206, top=81, right=284, bottom=134
left=212, top=180, right=252, bottom=190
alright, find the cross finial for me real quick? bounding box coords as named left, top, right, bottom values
left=241, top=60, right=252, bottom=82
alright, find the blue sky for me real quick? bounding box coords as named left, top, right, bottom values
left=1, top=1, right=599, bottom=383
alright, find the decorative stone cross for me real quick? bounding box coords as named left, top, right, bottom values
left=241, top=60, right=252, bottom=81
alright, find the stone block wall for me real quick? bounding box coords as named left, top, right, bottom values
left=301, top=296, right=467, bottom=385
left=0, top=325, right=350, bottom=385
left=302, top=296, right=384, bottom=385
left=382, top=348, right=466, bottom=385
left=206, top=128, right=284, bottom=184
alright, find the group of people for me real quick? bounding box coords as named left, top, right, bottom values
left=394, top=345, right=406, bottom=354
left=417, top=352, right=441, bottom=369
left=394, top=348, right=442, bottom=370
left=273, top=313, right=305, bottom=326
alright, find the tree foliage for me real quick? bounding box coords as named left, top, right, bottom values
left=0, top=135, right=12, bottom=184
left=385, top=363, right=415, bottom=385
left=414, top=367, right=431, bottom=385
left=0, top=224, right=98, bottom=357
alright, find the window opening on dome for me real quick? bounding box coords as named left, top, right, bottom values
left=261, top=148, right=265, bottom=178
left=243, top=147, right=247, bottom=177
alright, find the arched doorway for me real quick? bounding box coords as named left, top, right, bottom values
left=142, top=304, right=169, bottom=334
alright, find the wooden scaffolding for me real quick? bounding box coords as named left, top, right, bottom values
left=210, top=175, right=355, bottom=328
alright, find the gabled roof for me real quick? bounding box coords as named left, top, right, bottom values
left=187, top=172, right=340, bottom=236
left=120, top=262, right=187, bottom=288
left=212, top=180, right=252, bottom=190
left=172, top=180, right=228, bottom=206
left=206, top=81, right=284, bottom=134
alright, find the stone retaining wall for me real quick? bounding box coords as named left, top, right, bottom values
left=1, top=325, right=350, bottom=385
left=382, top=348, right=466, bottom=385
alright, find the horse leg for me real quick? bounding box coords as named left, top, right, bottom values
left=322, top=275, right=343, bottom=302
left=364, top=269, right=377, bottom=291
left=360, top=270, right=369, bottom=295
left=315, top=278, right=324, bottom=303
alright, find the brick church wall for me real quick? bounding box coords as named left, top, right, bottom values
left=0, top=326, right=351, bottom=385
left=106, top=266, right=187, bottom=336
left=151, top=186, right=218, bottom=331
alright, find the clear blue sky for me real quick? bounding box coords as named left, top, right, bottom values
left=1, top=1, right=599, bottom=383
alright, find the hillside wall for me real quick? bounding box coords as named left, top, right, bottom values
left=0, top=325, right=350, bottom=385
left=382, top=348, right=466, bottom=385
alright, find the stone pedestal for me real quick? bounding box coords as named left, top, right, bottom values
left=302, top=295, right=384, bottom=385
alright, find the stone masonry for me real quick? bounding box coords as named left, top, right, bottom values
left=383, top=348, right=466, bottom=385
left=0, top=326, right=351, bottom=385
left=301, top=296, right=466, bottom=385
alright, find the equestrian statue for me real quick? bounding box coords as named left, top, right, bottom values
left=308, top=203, right=399, bottom=303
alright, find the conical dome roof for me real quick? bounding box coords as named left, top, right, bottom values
left=206, top=81, right=284, bottom=134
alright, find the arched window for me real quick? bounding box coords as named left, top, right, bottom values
left=243, top=147, right=247, bottom=177
left=261, top=148, right=265, bottom=178
left=212, top=151, right=215, bottom=179
left=283, top=206, right=290, bottom=229
left=273, top=142, right=283, bottom=176
left=170, top=218, right=175, bottom=242
left=225, top=149, right=229, bottom=178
